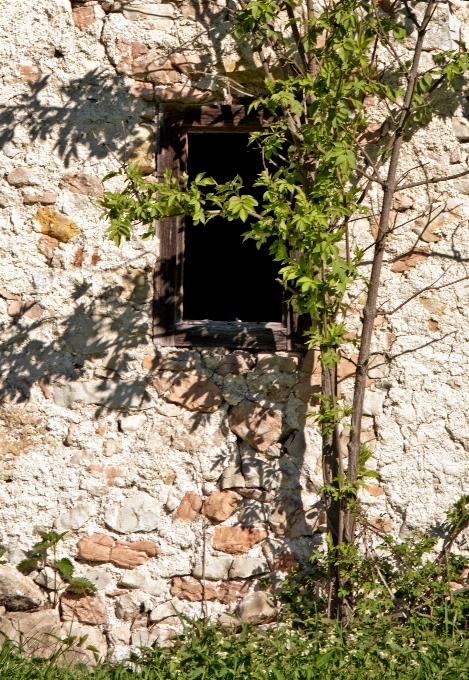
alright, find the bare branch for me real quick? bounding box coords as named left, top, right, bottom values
left=397, top=167, right=469, bottom=191
left=385, top=273, right=469, bottom=316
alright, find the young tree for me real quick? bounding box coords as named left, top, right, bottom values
left=100, top=0, right=469, bottom=618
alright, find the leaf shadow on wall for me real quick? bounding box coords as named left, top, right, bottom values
left=0, top=276, right=154, bottom=411
left=0, top=69, right=145, bottom=167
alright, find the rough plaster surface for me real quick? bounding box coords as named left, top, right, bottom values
left=0, top=0, right=469, bottom=659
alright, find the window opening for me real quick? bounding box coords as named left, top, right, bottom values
left=183, top=133, right=282, bottom=323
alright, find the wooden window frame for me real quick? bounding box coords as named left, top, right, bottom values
left=153, top=103, right=307, bottom=350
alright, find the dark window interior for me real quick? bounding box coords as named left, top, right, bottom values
left=183, top=133, right=283, bottom=323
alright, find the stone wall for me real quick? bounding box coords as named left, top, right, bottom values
left=2, top=0, right=469, bottom=662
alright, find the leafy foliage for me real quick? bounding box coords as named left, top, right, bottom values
left=16, top=532, right=96, bottom=597
left=99, top=0, right=468, bottom=441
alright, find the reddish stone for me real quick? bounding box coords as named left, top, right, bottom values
left=72, top=6, right=96, bottom=29
left=62, top=173, right=103, bottom=198
left=157, top=85, right=214, bottom=103
left=391, top=246, right=429, bottom=273
left=61, top=594, right=107, bottom=625
left=91, top=248, right=100, bottom=266
left=212, top=526, right=267, bottom=555
left=109, top=544, right=150, bottom=570
left=7, top=301, right=23, bottom=317
left=202, top=490, right=242, bottom=523
left=170, top=576, right=217, bottom=602
left=217, top=351, right=255, bottom=376
left=130, top=80, right=154, bottom=101
left=216, top=580, right=250, bottom=604
left=337, top=355, right=358, bottom=380
left=367, top=484, right=384, bottom=497
left=24, top=303, right=43, bottom=319
left=369, top=516, right=393, bottom=533
left=23, top=192, right=57, bottom=205
left=132, top=54, right=179, bottom=85
left=72, top=247, right=86, bottom=267
left=76, top=534, right=113, bottom=563
left=228, top=400, right=282, bottom=452
left=274, top=550, right=299, bottom=571
left=175, top=491, right=202, bottom=520
left=20, top=64, right=41, bottom=83
left=166, top=375, right=223, bottom=413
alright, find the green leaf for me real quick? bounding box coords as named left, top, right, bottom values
left=57, top=557, right=75, bottom=581
left=16, top=557, right=40, bottom=574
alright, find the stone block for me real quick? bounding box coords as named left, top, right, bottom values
left=32, top=207, right=79, bottom=243
left=109, top=544, right=151, bottom=569
left=238, top=502, right=269, bottom=525
left=217, top=580, right=250, bottom=604
left=130, top=80, right=154, bottom=101
left=175, top=491, right=202, bottom=520
left=149, top=599, right=180, bottom=623
left=7, top=167, right=39, bottom=187
left=130, top=627, right=160, bottom=648
left=274, top=551, right=299, bottom=571
left=62, top=172, right=103, bottom=198
left=55, top=503, right=92, bottom=531
left=217, top=351, right=255, bottom=375
left=20, top=63, right=41, bottom=83
left=220, top=466, right=245, bottom=490
left=81, top=568, right=112, bottom=591
left=166, top=374, right=223, bottom=413
left=192, top=556, right=232, bottom=581
left=370, top=516, right=393, bottom=534
left=37, top=235, right=59, bottom=260
left=119, top=571, right=165, bottom=595
left=119, top=413, right=147, bottom=433
left=123, top=3, right=175, bottom=20
left=128, top=124, right=156, bottom=175
left=105, top=493, right=160, bottom=533
left=0, top=610, right=61, bottom=657
left=256, top=354, right=298, bottom=373
left=170, top=576, right=217, bottom=602
left=229, top=558, right=269, bottom=579
left=0, top=566, right=46, bottom=612
left=202, top=490, right=242, bottom=522
left=228, top=400, right=283, bottom=452
left=77, top=534, right=113, bottom=563
left=268, top=494, right=316, bottom=537
left=363, top=390, right=385, bottom=416
left=393, top=193, right=413, bottom=212
left=212, top=526, right=267, bottom=555
left=60, top=622, right=107, bottom=666
left=34, top=567, right=64, bottom=591
left=240, top=444, right=279, bottom=491
left=61, top=594, right=107, bottom=625
left=115, top=592, right=142, bottom=621
left=237, top=591, right=277, bottom=624
left=391, top=246, right=429, bottom=273
left=52, top=381, right=146, bottom=409
left=72, top=6, right=96, bottom=29
left=367, top=483, right=384, bottom=497
left=23, top=192, right=57, bottom=205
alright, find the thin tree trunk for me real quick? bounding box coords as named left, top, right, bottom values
left=322, top=363, right=343, bottom=617
left=345, top=1, right=436, bottom=542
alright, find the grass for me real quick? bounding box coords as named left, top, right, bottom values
left=4, top=616, right=469, bottom=680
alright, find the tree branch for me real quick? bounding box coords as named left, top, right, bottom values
left=397, top=166, right=469, bottom=191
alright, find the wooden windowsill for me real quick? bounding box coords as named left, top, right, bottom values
left=156, top=320, right=289, bottom=350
